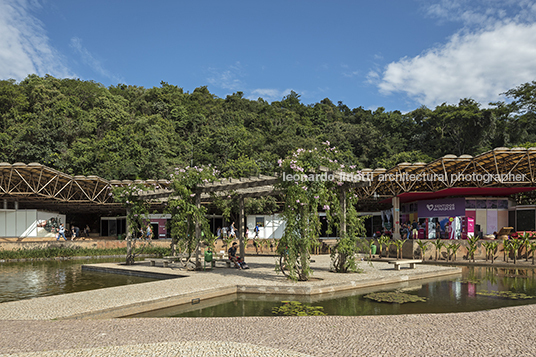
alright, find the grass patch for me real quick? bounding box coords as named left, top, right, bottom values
left=272, top=301, right=326, bottom=316
left=0, top=246, right=172, bottom=260
left=476, top=290, right=536, bottom=300
left=364, top=292, right=427, bottom=304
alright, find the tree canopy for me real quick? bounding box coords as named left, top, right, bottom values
left=1, top=75, right=535, bottom=180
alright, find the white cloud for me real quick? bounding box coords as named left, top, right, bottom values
left=70, top=37, right=122, bottom=83
left=377, top=21, right=536, bottom=108
left=206, top=62, right=245, bottom=91
left=0, top=0, right=71, bottom=81
left=247, top=88, right=294, bottom=102
left=422, top=0, right=536, bottom=26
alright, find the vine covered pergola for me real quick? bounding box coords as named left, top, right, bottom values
left=2, top=146, right=536, bottom=244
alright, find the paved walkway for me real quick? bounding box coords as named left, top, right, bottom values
left=1, top=256, right=536, bottom=356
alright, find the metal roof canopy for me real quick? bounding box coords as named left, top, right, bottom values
left=355, top=147, right=536, bottom=202
left=2, top=146, right=536, bottom=214
left=0, top=162, right=171, bottom=213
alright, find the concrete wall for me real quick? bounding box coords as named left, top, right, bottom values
left=0, top=209, right=66, bottom=238
left=246, top=214, right=285, bottom=239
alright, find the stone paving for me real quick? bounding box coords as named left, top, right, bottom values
left=2, top=256, right=536, bottom=356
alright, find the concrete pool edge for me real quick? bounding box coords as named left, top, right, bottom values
left=0, top=257, right=462, bottom=320
left=69, top=263, right=461, bottom=319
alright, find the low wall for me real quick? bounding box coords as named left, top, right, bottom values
left=370, top=238, right=534, bottom=262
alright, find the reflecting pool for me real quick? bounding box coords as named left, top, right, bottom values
left=128, top=266, right=536, bottom=317
left=0, top=258, right=156, bottom=303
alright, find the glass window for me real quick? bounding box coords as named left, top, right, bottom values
left=255, top=217, right=265, bottom=227
left=517, top=210, right=535, bottom=231
left=466, top=200, right=476, bottom=209
left=487, top=200, right=498, bottom=209
left=498, top=200, right=508, bottom=209
left=476, top=200, right=487, bottom=209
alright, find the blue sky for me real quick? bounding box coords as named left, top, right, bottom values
left=2, top=0, right=536, bottom=112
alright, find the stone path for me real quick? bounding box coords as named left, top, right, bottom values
left=2, top=255, right=535, bottom=356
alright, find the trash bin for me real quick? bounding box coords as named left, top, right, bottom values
left=204, top=250, right=213, bottom=262
left=371, top=244, right=377, bottom=255
left=204, top=250, right=213, bottom=270
left=117, top=234, right=122, bottom=240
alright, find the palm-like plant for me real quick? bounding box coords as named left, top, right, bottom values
left=520, top=232, right=532, bottom=261
left=432, top=238, right=445, bottom=261
left=445, top=244, right=452, bottom=262
left=482, top=241, right=493, bottom=262
left=451, top=242, right=462, bottom=261
left=416, top=240, right=429, bottom=260
left=482, top=241, right=499, bottom=263
left=367, top=239, right=376, bottom=260
left=377, top=235, right=391, bottom=259
left=502, top=239, right=510, bottom=262
left=529, top=240, right=536, bottom=265
left=510, top=238, right=523, bottom=264
left=467, top=235, right=480, bottom=262
left=447, top=242, right=461, bottom=262
left=393, top=239, right=407, bottom=259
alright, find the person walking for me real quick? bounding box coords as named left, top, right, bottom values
left=57, top=224, right=67, bottom=241
left=71, top=226, right=80, bottom=241
left=146, top=223, right=153, bottom=240
left=230, top=222, right=236, bottom=239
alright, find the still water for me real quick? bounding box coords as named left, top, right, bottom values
left=0, top=258, right=156, bottom=303
left=129, top=266, right=536, bottom=317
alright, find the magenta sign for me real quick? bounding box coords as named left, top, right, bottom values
left=417, top=198, right=466, bottom=217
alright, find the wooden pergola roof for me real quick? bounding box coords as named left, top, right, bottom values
left=2, top=146, right=536, bottom=214
left=355, top=147, right=536, bottom=206
left=0, top=162, right=171, bottom=213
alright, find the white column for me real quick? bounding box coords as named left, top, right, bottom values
left=239, top=196, right=245, bottom=260
left=393, top=196, right=400, bottom=240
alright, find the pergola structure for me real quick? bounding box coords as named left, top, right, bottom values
left=0, top=162, right=171, bottom=214
left=137, top=171, right=370, bottom=261
left=353, top=147, right=536, bottom=238
left=2, top=147, right=536, bottom=242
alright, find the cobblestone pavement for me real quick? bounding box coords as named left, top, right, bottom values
left=2, top=306, right=536, bottom=356
left=2, top=256, right=534, bottom=356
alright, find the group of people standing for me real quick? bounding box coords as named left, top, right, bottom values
left=56, top=224, right=90, bottom=241
left=216, top=222, right=260, bottom=240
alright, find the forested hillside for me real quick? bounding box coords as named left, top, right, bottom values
left=1, top=75, right=535, bottom=180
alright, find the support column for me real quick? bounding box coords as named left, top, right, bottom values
left=393, top=196, right=400, bottom=240
left=3, top=199, right=7, bottom=210
left=126, top=207, right=131, bottom=239
left=340, top=188, right=347, bottom=237
left=14, top=200, right=18, bottom=210
left=239, top=196, right=245, bottom=260
left=195, top=192, right=201, bottom=269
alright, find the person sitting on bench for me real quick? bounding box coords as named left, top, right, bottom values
left=228, top=242, right=241, bottom=269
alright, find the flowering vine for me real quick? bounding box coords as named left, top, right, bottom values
left=166, top=165, right=219, bottom=267
left=276, top=142, right=366, bottom=280
left=112, top=183, right=152, bottom=265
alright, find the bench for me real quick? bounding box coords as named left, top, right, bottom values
left=147, top=258, right=173, bottom=267
left=213, top=253, right=232, bottom=268
left=388, top=259, right=422, bottom=270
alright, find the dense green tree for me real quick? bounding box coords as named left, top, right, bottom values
left=2, top=75, right=536, bottom=179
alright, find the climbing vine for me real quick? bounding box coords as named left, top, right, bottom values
left=276, top=142, right=365, bottom=281
left=166, top=165, right=219, bottom=268
left=112, top=183, right=152, bottom=265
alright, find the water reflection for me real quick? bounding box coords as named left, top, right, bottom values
left=131, top=266, right=536, bottom=318
left=0, top=259, right=156, bottom=303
